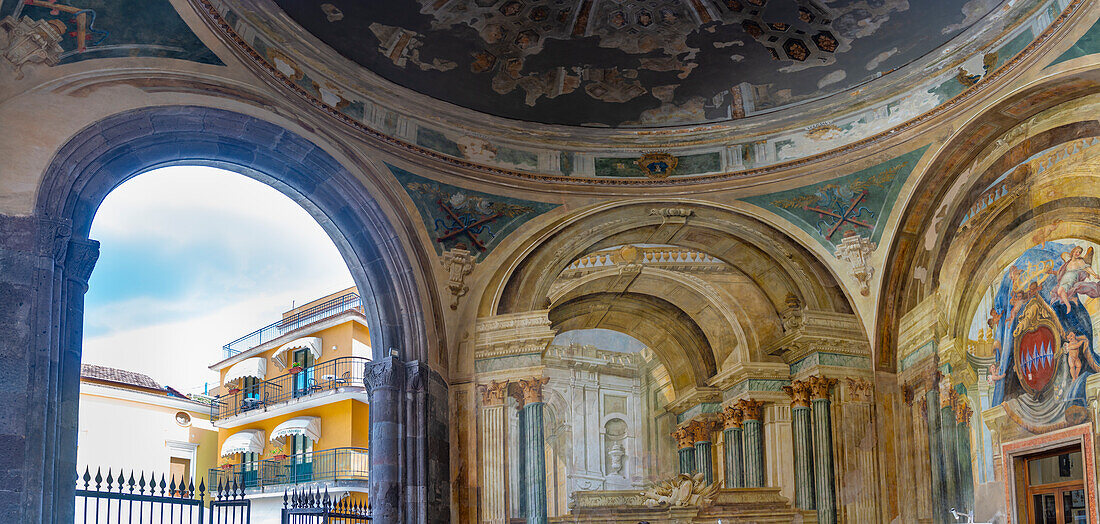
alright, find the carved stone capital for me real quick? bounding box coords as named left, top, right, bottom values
left=64, top=238, right=100, bottom=289
left=364, top=356, right=405, bottom=393
left=687, top=418, right=715, bottom=443
left=782, top=379, right=812, bottom=408
left=672, top=426, right=695, bottom=450
left=954, top=398, right=973, bottom=425
left=737, top=399, right=765, bottom=422
left=807, top=376, right=837, bottom=400
left=477, top=380, right=508, bottom=406
left=513, top=376, right=549, bottom=405
left=721, top=405, right=744, bottom=429
left=845, top=377, right=873, bottom=403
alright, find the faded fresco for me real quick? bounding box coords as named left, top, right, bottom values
left=274, top=0, right=999, bottom=126
left=0, top=0, right=221, bottom=68
left=972, top=239, right=1100, bottom=433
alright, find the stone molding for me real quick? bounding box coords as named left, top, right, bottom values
left=477, top=380, right=508, bottom=406
left=707, top=362, right=791, bottom=392
left=897, top=293, right=941, bottom=363
left=474, top=310, right=555, bottom=360
left=737, top=399, right=765, bottom=422
left=844, top=377, right=873, bottom=403
left=665, top=386, right=723, bottom=416
left=542, top=343, right=642, bottom=376
left=783, top=380, right=812, bottom=408
left=765, top=310, right=871, bottom=364
left=807, top=376, right=837, bottom=400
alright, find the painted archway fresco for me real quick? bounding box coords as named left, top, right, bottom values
left=971, top=238, right=1100, bottom=434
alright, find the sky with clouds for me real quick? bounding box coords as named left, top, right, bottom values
left=83, top=166, right=354, bottom=394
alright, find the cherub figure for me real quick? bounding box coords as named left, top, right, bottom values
left=1047, top=246, right=1100, bottom=312
left=1063, top=331, right=1089, bottom=379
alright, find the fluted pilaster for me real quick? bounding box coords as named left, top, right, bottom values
left=784, top=380, right=815, bottom=510
left=689, top=419, right=715, bottom=484
left=478, top=381, right=508, bottom=524
left=808, top=376, right=836, bottom=524
left=955, top=398, right=974, bottom=515
left=738, top=399, right=766, bottom=487
left=940, top=388, right=960, bottom=516
left=721, top=405, right=744, bottom=488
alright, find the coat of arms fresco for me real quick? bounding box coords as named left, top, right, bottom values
left=983, top=240, right=1100, bottom=432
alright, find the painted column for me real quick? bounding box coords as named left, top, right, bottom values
left=808, top=376, right=837, bottom=524
left=365, top=356, right=406, bottom=523
left=954, top=398, right=975, bottom=515
left=516, top=377, right=550, bottom=524
left=923, top=387, right=946, bottom=524
left=478, top=381, right=509, bottom=524
left=690, top=419, right=715, bottom=485
left=940, top=387, right=959, bottom=518
left=783, top=380, right=815, bottom=510
left=738, top=399, right=766, bottom=487
left=721, top=405, right=744, bottom=488
left=673, top=427, right=696, bottom=474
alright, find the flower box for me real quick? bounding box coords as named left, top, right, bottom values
left=219, top=464, right=233, bottom=470
left=272, top=454, right=288, bottom=460
left=228, top=388, right=241, bottom=394
left=288, top=366, right=304, bottom=374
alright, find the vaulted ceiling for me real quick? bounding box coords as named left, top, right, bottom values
left=274, top=0, right=996, bottom=127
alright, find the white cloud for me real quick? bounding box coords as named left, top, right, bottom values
left=83, top=166, right=354, bottom=392
left=866, top=47, right=899, bottom=71
left=818, top=70, right=847, bottom=89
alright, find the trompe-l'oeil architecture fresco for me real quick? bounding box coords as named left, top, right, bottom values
left=8, top=0, right=1100, bottom=523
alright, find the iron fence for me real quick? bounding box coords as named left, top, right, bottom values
left=281, top=487, right=371, bottom=524
left=208, top=481, right=251, bottom=524
left=211, top=357, right=369, bottom=421
left=75, top=466, right=252, bottom=524
left=208, top=448, right=369, bottom=494
left=222, top=292, right=362, bottom=358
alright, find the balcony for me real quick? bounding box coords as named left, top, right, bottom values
left=212, top=356, right=369, bottom=422
left=223, top=291, right=362, bottom=358
left=209, top=447, right=369, bottom=492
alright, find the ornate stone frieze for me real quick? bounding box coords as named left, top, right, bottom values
left=0, top=16, right=65, bottom=80
left=781, top=293, right=804, bottom=333
left=807, top=376, right=837, bottom=400
left=473, top=310, right=555, bottom=360
left=440, top=246, right=475, bottom=310
left=737, top=399, right=765, bottom=422
left=783, top=380, right=812, bottom=408
left=833, top=231, right=877, bottom=296
left=477, top=380, right=508, bottom=406
left=542, top=343, right=641, bottom=376
left=845, top=377, right=873, bottom=403
left=765, top=310, right=871, bottom=364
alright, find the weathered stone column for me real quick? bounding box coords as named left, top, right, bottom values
left=690, top=419, right=715, bottom=485
left=478, top=381, right=509, bottom=524
left=673, top=427, right=696, bottom=474
left=808, top=376, right=837, bottom=524
left=365, top=356, right=406, bottom=523
left=516, top=377, right=549, bottom=524
left=721, top=405, right=744, bottom=488
left=954, top=397, right=974, bottom=515
left=783, top=379, right=815, bottom=510
left=940, top=387, right=960, bottom=516
left=738, top=399, right=766, bottom=487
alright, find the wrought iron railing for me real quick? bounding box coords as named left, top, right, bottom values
left=211, top=357, right=369, bottom=421
left=74, top=466, right=251, bottom=523
left=282, top=486, right=371, bottom=523
left=222, top=292, right=362, bottom=358
left=208, top=448, right=369, bottom=494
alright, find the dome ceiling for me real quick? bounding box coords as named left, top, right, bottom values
left=275, top=0, right=997, bottom=127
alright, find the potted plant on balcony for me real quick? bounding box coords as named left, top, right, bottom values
left=227, top=386, right=241, bottom=394
left=271, top=443, right=288, bottom=461
left=218, top=459, right=234, bottom=470
left=287, top=364, right=303, bottom=374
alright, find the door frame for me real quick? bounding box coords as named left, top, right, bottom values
left=1002, top=424, right=1097, bottom=524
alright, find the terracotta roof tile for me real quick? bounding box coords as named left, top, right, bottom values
left=80, top=364, right=162, bottom=391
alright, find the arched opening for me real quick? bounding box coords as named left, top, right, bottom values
left=6, top=106, right=445, bottom=523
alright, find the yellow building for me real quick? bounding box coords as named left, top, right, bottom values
left=77, top=364, right=218, bottom=491
left=207, top=287, right=371, bottom=517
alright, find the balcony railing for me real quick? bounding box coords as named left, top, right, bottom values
left=212, top=356, right=369, bottom=422
left=209, top=447, right=369, bottom=492
left=222, top=292, right=362, bottom=358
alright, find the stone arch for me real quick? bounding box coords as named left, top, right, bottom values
left=15, top=105, right=441, bottom=522
left=877, top=72, right=1100, bottom=370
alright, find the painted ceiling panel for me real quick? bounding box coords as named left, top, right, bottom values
left=274, top=0, right=997, bottom=127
